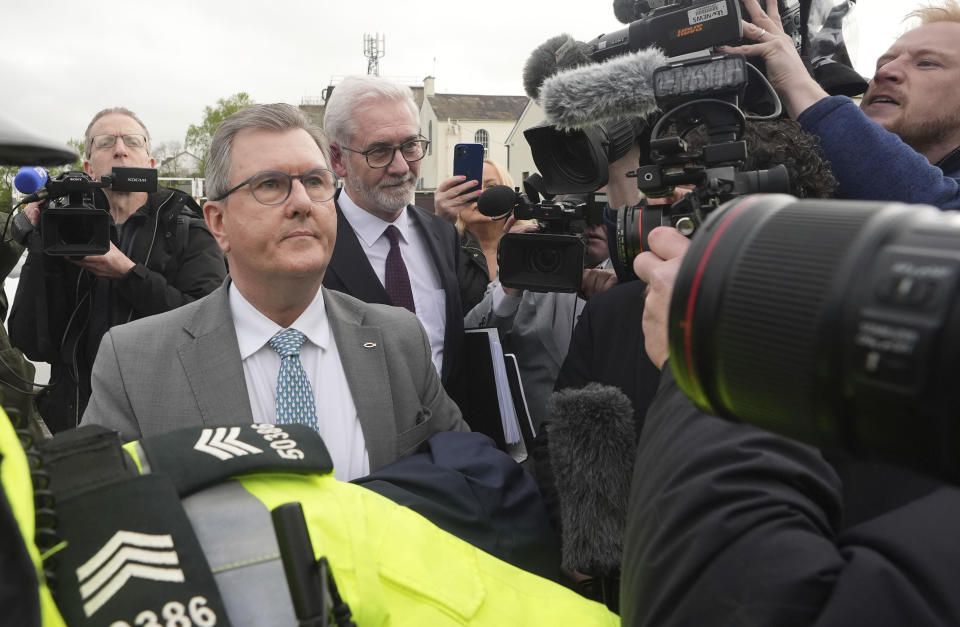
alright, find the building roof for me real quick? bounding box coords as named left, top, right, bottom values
left=427, top=94, right=529, bottom=122
left=298, top=87, right=527, bottom=128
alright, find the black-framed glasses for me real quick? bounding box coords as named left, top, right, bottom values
left=90, top=134, right=148, bottom=150
left=339, top=138, right=430, bottom=169
left=211, top=168, right=339, bottom=205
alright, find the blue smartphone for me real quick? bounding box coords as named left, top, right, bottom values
left=453, top=143, right=484, bottom=196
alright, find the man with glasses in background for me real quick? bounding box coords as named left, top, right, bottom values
left=82, top=104, right=468, bottom=479
left=9, top=107, right=226, bottom=433
left=322, top=76, right=463, bottom=387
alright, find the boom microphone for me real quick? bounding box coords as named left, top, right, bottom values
left=538, top=47, right=666, bottom=130
left=476, top=185, right=521, bottom=218
left=522, top=34, right=594, bottom=100
left=546, top=383, right=636, bottom=576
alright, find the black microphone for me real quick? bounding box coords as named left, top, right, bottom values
left=538, top=46, right=666, bottom=130
left=522, top=34, right=595, bottom=100
left=476, top=185, right=521, bottom=218
left=546, top=383, right=636, bottom=576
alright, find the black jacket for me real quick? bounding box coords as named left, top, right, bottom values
left=457, top=229, right=490, bottom=315
left=531, top=279, right=661, bottom=546
left=621, top=368, right=960, bottom=627
left=9, top=187, right=227, bottom=432
left=554, top=279, right=661, bottom=425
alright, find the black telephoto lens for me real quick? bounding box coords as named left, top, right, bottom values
left=669, top=194, right=960, bottom=482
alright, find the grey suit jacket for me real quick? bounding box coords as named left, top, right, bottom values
left=81, top=281, right=468, bottom=472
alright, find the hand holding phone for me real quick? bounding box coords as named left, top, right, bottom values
left=453, top=143, right=484, bottom=196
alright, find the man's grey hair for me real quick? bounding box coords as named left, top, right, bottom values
left=83, top=107, right=151, bottom=159
left=205, top=103, right=330, bottom=201
left=323, top=75, right=420, bottom=147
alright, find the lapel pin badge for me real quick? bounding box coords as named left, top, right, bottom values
left=363, top=342, right=377, bottom=348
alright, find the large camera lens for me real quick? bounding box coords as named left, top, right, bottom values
left=669, top=194, right=960, bottom=481
left=524, top=120, right=635, bottom=195
left=40, top=206, right=111, bottom=256
left=616, top=202, right=670, bottom=265
left=498, top=232, right=585, bottom=293
left=530, top=247, right=562, bottom=274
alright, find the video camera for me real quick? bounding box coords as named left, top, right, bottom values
left=615, top=52, right=791, bottom=263
left=670, top=194, right=960, bottom=484
left=13, top=166, right=157, bottom=256
left=476, top=180, right=606, bottom=292
left=524, top=0, right=801, bottom=197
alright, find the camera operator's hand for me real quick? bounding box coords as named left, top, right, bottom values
left=499, top=215, right=539, bottom=297
left=720, top=0, right=828, bottom=119
left=580, top=268, right=618, bottom=300
left=23, top=202, right=41, bottom=227
left=434, top=175, right=481, bottom=224
left=632, top=226, right=690, bottom=370
left=69, top=242, right=136, bottom=278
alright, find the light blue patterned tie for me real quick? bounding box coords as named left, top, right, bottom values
left=268, top=328, right=319, bottom=431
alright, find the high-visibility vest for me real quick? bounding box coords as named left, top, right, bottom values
left=36, top=422, right=618, bottom=626
left=0, top=408, right=66, bottom=626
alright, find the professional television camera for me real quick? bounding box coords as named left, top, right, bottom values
left=12, top=166, right=157, bottom=256
left=476, top=180, right=606, bottom=292
left=523, top=0, right=802, bottom=196
left=615, top=52, right=791, bottom=263
left=670, top=194, right=960, bottom=484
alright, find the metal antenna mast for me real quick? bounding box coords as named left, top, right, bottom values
left=363, top=33, right=385, bottom=76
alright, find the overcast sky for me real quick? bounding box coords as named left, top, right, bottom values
left=1, top=0, right=927, bottom=150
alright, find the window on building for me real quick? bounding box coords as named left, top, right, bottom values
left=428, top=120, right=433, bottom=155
left=474, top=129, right=489, bottom=157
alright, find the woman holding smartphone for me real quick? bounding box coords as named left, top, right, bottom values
left=435, top=158, right=516, bottom=313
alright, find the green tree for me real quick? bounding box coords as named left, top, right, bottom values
left=185, top=92, right=254, bottom=177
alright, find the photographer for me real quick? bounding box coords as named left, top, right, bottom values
left=722, top=0, right=960, bottom=208
left=9, top=107, right=227, bottom=433
left=622, top=223, right=960, bottom=626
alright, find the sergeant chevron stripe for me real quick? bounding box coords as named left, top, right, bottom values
left=194, top=426, right=263, bottom=460
left=76, top=531, right=185, bottom=617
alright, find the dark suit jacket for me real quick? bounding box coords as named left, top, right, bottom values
left=323, top=196, right=463, bottom=385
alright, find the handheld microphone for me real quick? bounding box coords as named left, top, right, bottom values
left=538, top=47, right=666, bottom=130
left=477, top=185, right=522, bottom=218
left=546, top=383, right=636, bottom=576
left=14, top=166, right=49, bottom=199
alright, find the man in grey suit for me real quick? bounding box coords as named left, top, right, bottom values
left=82, top=103, right=468, bottom=480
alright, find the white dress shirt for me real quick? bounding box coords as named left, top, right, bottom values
left=338, top=189, right=447, bottom=375
left=229, top=283, right=369, bottom=481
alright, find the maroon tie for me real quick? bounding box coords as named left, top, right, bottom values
left=384, top=225, right=416, bottom=313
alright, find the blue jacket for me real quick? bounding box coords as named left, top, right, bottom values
left=798, top=95, right=960, bottom=209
